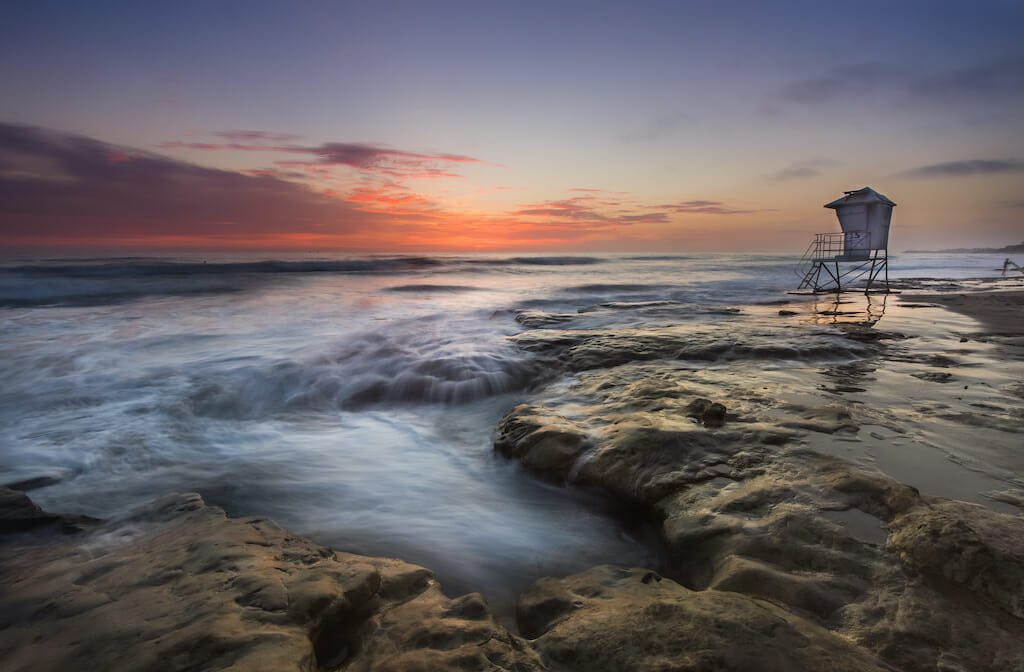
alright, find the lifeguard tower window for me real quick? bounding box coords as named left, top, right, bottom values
left=795, top=187, right=896, bottom=294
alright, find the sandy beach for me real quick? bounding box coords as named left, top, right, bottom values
left=2, top=280, right=1024, bottom=671
left=902, top=289, right=1024, bottom=334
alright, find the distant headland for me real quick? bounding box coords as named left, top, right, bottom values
left=905, top=241, right=1024, bottom=254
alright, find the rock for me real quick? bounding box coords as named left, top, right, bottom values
left=777, top=403, right=860, bottom=434
left=510, top=326, right=873, bottom=373
left=493, top=404, right=591, bottom=481
left=839, top=563, right=1024, bottom=672
left=685, top=397, right=727, bottom=426
left=493, top=361, right=1024, bottom=671
left=574, top=423, right=743, bottom=503
left=514, top=309, right=578, bottom=328
left=0, top=486, right=57, bottom=531
left=910, top=371, right=954, bottom=383
left=517, top=565, right=890, bottom=672
left=887, top=498, right=1024, bottom=620
left=0, top=485, right=98, bottom=534
left=0, top=492, right=544, bottom=672
left=3, top=475, right=63, bottom=491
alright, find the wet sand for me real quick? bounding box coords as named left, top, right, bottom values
left=902, top=289, right=1024, bottom=334
left=761, top=287, right=1024, bottom=515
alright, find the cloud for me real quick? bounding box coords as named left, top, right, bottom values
left=619, top=212, right=670, bottom=224
left=0, top=124, right=775, bottom=252
left=0, top=123, right=391, bottom=247
left=660, top=200, right=760, bottom=215
left=765, top=158, right=839, bottom=181
left=779, top=57, right=1024, bottom=110
left=160, top=136, right=490, bottom=179
left=620, top=112, right=692, bottom=143
left=911, top=57, right=1024, bottom=101
left=513, top=195, right=666, bottom=229
left=158, top=141, right=299, bottom=153
left=515, top=198, right=613, bottom=223
left=512, top=193, right=752, bottom=230
left=214, top=130, right=302, bottom=142
left=313, top=143, right=483, bottom=169
left=896, top=159, right=1024, bottom=179
left=782, top=63, right=904, bottom=105
left=567, top=187, right=627, bottom=195
left=0, top=124, right=669, bottom=252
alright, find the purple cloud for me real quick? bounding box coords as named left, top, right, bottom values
left=0, top=123, right=390, bottom=245
left=780, top=57, right=1024, bottom=110
left=764, top=158, right=839, bottom=181
left=911, top=57, right=1024, bottom=100
left=160, top=135, right=490, bottom=178
left=660, top=200, right=759, bottom=215
left=896, top=158, right=1024, bottom=179
left=782, top=63, right=904, bottom=104
left=214, top=130, right=303, bottom=142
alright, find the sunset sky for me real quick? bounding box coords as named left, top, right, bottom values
left=1, top=0, right=1022, bottom=253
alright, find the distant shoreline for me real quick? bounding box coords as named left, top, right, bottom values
left=905, top=242, right=1024, bottom=254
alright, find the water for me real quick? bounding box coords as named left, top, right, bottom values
left=0, top=251, right=1018, bottom=610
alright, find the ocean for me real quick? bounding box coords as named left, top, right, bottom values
left=1, top=251, right=1019, bottom=611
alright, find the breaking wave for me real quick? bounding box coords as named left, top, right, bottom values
left=187, top=335, right=547, bottom=420
left=0, top=255, right=608, bottom=307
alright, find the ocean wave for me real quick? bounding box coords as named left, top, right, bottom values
left=576, top=301, right=741, bottom=314
left=0, top=255, right=613, bottom=307
left=0, top=276, right=250, bottom=308
left=2, top=256, right=444, bottom=278
left=385, top=284, right=480, bottom=293
left=504, top=256, right=604, bottom=266
left=0, top=257, right=454, bottom=307
left=1, top=254, right=606, bottom=278
left=564, top=283, right=667, bottom=293
left=620, top=255, right=696, bottom=261
left=186, top=337, right=546, bottom=419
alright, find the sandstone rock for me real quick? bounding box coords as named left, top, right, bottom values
left=492, top=404, right=591, bottom=481
left=887, top=498, right=1024, bottom=619
left=839, top=574, right=1024, bottom=672
left=493, top=364, right=1024, bottom=672
left=517, top=565, right=890, bottom=672
left=0, top=492, right=544, bottom=672
left=509, top=326, right=873, bottom=373
left=574, top=423, right=743, bottom=503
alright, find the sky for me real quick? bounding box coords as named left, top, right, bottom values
left=1, top=0, right=1022, bottom=254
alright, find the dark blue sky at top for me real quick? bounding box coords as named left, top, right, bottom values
left=6, top=0, right=1020, bottom=113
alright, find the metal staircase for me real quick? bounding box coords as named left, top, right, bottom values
left=794, top=232, right=891, bottom=294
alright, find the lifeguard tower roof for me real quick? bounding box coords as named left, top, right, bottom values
left=824, top=187, right=896, bottom=210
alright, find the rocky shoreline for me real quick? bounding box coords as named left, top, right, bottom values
left=1, top=487, right=546, bottom=672
left=3, top=291, right=1024, bottom=671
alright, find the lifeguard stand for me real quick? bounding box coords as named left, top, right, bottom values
left=795, top=187, right=896, bottom=293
